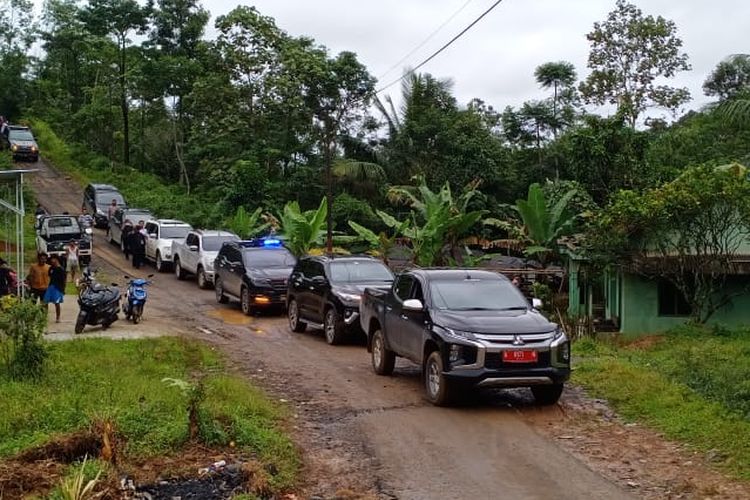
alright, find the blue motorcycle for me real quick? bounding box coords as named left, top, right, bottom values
left=123, top=275, right=153, bottom=324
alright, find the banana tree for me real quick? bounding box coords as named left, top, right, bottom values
left=386, top=177, right=485, bottom=265
left=514, top=183, right=577, bottom=263
left=348, top=210, right=410, bottom=265
left=278, top=198, right=328, bottom=257
left=225, top=206, right=271, bottom=239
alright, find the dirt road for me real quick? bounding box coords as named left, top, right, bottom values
left=29, top=160, right=632, bottom=499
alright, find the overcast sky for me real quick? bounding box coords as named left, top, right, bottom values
left=200, top=0, right=748, bottom=120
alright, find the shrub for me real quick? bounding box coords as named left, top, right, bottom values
left=0, top=296, right=48, bottom=379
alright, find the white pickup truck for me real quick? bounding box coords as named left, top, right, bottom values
left=144, top=219, right=193, bottom=272
left=171, top=230, right=239, bottom=288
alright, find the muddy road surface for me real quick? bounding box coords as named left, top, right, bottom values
left=29, top=160, right=632, bottom=499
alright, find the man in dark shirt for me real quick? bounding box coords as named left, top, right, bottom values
left=44, top=255, right=66, bottom=323
left=128, top=223, right=147, bottom=269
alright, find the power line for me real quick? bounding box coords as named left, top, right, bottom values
left=375, top=0, right=506, bottom=96
left=378, top=0, right=475, bottom=81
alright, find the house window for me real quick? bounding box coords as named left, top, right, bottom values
left=657, top=280, right=690, bottom=316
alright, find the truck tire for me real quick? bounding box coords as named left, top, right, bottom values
left=323, top=308, right=345, bottom=345
left=531, top=384, right=564, bottom=405
left=424, top=351, right=456, bottom=406
left=371, top=329, right=395, bottom=375
left=214, top=276, right=229, bottom=304
left=174, top=257, right=186, bottom=280
left=197, top=266, right=209, bottom=289
left=155, top=252, right=167, bottom=272
left=240, top=287, right=252, bottom=316
left=287, top=299, right=306, bottom=333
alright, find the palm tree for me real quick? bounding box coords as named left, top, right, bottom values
left=534, top=61, right=577, bottom=138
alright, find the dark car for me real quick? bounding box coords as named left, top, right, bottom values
left=108, top=207, right=154, bottom=250
left=287, top=255, right=394, bottom=345
left=82, top=184, right=126, bottom=228
left=7, top=126, right=39, bottom=162
left=359, top=269, right=571, bottom=406
left=214, top=239, right=297, bottom=315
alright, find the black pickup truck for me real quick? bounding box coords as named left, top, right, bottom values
left=359, top=269, right=570, bottom=406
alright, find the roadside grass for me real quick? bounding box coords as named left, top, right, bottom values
left=29, top=119, right=223, bottom=228
left=0, top=337, right=299, bottom=491
left=574, top=325, right=750, bottom=480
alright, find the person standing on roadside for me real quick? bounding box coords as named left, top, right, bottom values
left=65, top=240, right=79, bottom=283
left=129, top=222, right=147, bottom=269
left=0, top=258, right=13, bottom=297
left=78, top=207, right=93, bottom=229
left=121, top=219, right=134, bottom=259
left=27, top=253, right=50, bottom=304
left=107, top=199, right=118, bottom=224
left=44, top=256, right=66, bottom=323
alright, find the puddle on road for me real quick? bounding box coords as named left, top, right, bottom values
left=206, top=308, right=267, bottom=336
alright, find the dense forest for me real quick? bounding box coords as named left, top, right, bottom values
left=2, top=0, right=750, bottom=299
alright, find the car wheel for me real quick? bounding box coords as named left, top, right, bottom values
left=323, top=308, right=345, bottom=345
left=424, top=351, right=455, bottom=406
left=155, top=252, right=163, bottom=272
left=371, top=329, right=395, bottom=375
left=174, top=258, right=186, bottom=280
left=288, top=299, right=306, bottom=333
left=240, top=287, right=252, bottom=316
left=197, top=267, right=209, bottom=289
left=531, top=384, right=564, bottom=405
left=214, top=277, right=229, bottom=304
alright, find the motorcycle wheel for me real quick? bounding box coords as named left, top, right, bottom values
left=74, top=312, right=87, bottom=334
left=133, top=304, right=143, bottom=324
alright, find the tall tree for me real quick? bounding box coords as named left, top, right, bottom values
left=579, top=0, right=691, bottom=127
left=0, top=0, right=36, bottom=119
left=704, top=54, right=750, bottom=101
left=534, top=61, right=577, bottom=138
left=81, top=0, right=151, bottom=165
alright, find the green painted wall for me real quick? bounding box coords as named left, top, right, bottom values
left=619, top=274, right=750, bottom=334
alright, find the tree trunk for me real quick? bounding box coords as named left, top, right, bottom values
left=119, top=37, right=129, bottom=165
left=325, top=138, right=334, bottom=255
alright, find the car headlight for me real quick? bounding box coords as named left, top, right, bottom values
left=436, top=325, right=477, bottom=342
left=97, top=208, right=105, bottom=216
left=11, top=145, right=18, bottom=152
left=335, top=291, right=361, bottom=303
left=553, top=326, right=566, bottom=340
left=31, top=146, right=38, bottom=152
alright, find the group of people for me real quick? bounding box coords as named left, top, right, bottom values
left=120, top=219, right=148, bottom=269
left=0, top=252, right=67, bottom=323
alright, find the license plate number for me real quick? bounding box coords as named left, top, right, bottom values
left=502, top=350, right=538, bottom=363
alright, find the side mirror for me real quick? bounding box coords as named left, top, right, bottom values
left=532, top=298, right=543, bottom=309
left=403, top=299, right=424, bottom=312
left=188, top=245, right=199, bottom=252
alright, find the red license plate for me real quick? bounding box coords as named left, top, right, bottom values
left=502, top=350, right=538, bottom=363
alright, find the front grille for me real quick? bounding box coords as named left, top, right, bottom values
left=269, top=278, right=288, bottom=291
left=474, top=331, right=555, bottom=344
left=484, top=350, right=551, bottom=370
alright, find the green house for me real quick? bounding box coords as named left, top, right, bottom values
left=567, top=247, right=750, bottom=334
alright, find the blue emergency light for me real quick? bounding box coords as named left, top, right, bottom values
left=262, top=238, right=282, bottom=247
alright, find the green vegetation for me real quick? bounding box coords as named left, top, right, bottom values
left=0, top=337, right=299, bottom=490
left=574, top=325, right=750, bottom=480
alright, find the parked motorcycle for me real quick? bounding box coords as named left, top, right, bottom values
left=75, top=268, right=121, bottom=334
left=122, top=275, right=153, bottom=324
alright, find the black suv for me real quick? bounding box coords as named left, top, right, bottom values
left=82, top=184, right=126, bottom=228
left=287, top=255, right=394, bottom=345
left=214, top=239, right=297, bottom=315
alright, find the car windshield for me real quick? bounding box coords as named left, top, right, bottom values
left=329, top=260, right=393, bottom=283
left=202, top=235, right=238, bottom=251
left=243, top=249, right=296, bottom=268
left=96, top=193, right=125, bottom=205
left=9, top=130, right=34, bottom=141
left=160, top=226, right=191, bottom=239
left=429, top=278, right=528, bottom=311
